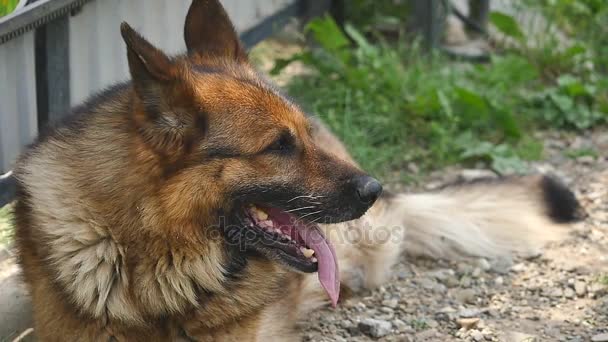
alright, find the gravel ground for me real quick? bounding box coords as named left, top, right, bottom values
left=301, top=130, right=608, bottom=342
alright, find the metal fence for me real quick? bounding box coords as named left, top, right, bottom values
left=0, top=0, right=333, bottom=206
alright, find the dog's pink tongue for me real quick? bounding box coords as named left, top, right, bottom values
left=298, top=224, right=340, bottom=307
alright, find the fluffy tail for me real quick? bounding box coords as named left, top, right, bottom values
left=353, top=174, right=585, bottom=288
left=396, top=175, right=584, bottom=259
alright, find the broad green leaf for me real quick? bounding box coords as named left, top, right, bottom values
left=455, top=87, right=488, bottom=114
left=493, top=108, right=522, bottom=139
left=344, top=24, right=372, bottom=52
left=305, top=15, right=350, bottom=52
left=461, top=141, right=495, bottom=158
left=550, top=93, right=574, bottom=112
left=492, top=155, right=527, bottom=175
left=490, top=11, right=525, bottom=41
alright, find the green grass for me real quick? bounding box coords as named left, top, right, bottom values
left=0, top=204, right=13, bottom=247
left=0, top=0, right=19, bottom=17
left=271, top=4, right=607, bottom=182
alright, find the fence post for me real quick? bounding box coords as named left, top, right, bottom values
left=468, top=0, right=490, bottom=35
left=35, top=15, right=71, bottom=130
left=411, top=0, right=443, bottom=50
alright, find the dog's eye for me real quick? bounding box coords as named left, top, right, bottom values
left=266, top=132, right=294, bottom=153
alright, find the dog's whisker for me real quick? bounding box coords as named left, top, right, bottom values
left=309, top=216, right=323, bottom=224
left=298, top=210, right=323, bottom=220
left=287, top=194, right=326, bottom=203
left=285, top=206, right=317, bottom=213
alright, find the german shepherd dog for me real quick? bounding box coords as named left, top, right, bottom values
left=12, top=0, right=583, bottom=340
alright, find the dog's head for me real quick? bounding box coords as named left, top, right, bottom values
left=121, top=0, right=381, bottom=305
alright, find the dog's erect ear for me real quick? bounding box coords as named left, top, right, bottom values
left=121, top=22, right=176, bottom=92
left=121, top=23, right=192, bottom=153
left=184, top=0, right=247, bottom=61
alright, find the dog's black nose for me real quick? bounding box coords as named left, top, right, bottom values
left=354, top=175, right=382, bottom=204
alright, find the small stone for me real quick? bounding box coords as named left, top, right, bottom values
left=453, top=288, right=477, bottom=304
left=340, top=320, right=355, bottom=329
left=477, top=258, right=491, bottom=271
left=472, top=268, right=482, bottom=278
left=393, top=319, right=409, bottom=332
left=428, top=269, right=455, bottom=281
left=445, top=275, right=460, bottom=288
left=511, top=263, right=526, bottom=272
left=461, top=276, right=473, bottom=288
left=456, top=317, right=480, bottom=330
left=549, top=288, right=563, bottom=298
left=426, top=319, right=439, bottom=328
left=457, top=263, right=474, bottom=275
left=459, top=308, right=483, bottom=318
left=574, top=281, right=587, bottom=296
left=503, top=331, right=537, bottom=342
left=577, top=155, right=595, bottom=164
left=470, top=329, right=485, bottom=342
left=419, top=278, right=437, bottom=290
left=592, top=333, right=608, bottom=342
left=564, top=288, right=575, bottom=299
left=380, top=307, right=394, bottom=314
left=490, top=258, right=513, bottom=275
left=435, top=306, right=457, bottom=321
left=415, top=329, right=438, bottom=340
left=495, top=276, right=504, bottom=285
left=589, top=283, right=608, bottom=297
left=396, top=269, right=410, bottom=280
left=382, top=299, right=399, bottom=308
left=459, top=169, right=498, bottom=182
left=358, top=318, right=393, bottom=338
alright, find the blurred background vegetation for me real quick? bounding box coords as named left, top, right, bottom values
left=0, top=0, right=19, bottom=16
left=266, top=0, right=607, bottom=182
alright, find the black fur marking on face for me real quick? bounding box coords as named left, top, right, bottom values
left=541, top=175, right=587, bottom=223
left=204, top=146, right=244, bottom=159
left=222, top=244, right=249, bottom=281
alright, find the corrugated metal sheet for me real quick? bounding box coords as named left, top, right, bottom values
left=0, top=31, right=37, bottom=173
left=0, top=0, right=294, bottom=173
left=69, top=0, right=293, bottom=105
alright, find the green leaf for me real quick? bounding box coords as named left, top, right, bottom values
left=437, top=90, right=453, bottom=119
left=563, top=44, right=587, bottom=58
left=493, top=107, right=522, bottom=139
left=491, top=155, right=527, bottom=175
left=344, top=24, right=372, bottom=52
left=305, top=15, right=350, bottom=53
left=455, top=87, right=488, bottom=114
left=490, top=11, right=525, bottom=41
left=461, top=141, right=495, bottom=159
left=549, top=93, right=574, bottom=112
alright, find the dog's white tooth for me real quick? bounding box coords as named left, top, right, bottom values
left=256, top=210, right=268, bottom=221
left=258, top=220, right=274, bottom=229
left=300, top=247, right=315, bottom=258
left=311, top=257, right=318, bottom=263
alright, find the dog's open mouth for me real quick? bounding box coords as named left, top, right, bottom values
left=243, top=205, right=340, bottom=306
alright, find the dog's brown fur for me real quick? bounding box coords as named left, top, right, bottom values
left=12, top=1, right=584, bottom=341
